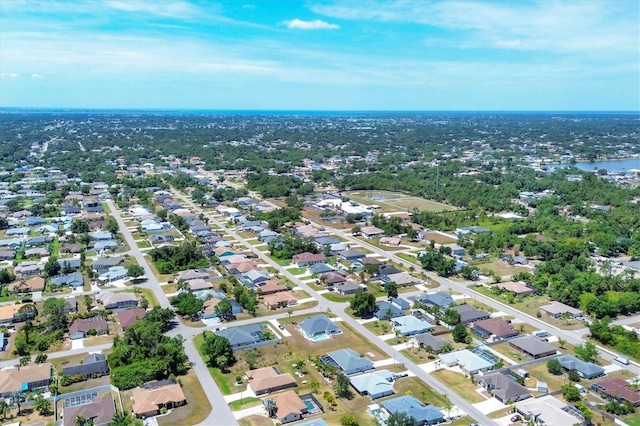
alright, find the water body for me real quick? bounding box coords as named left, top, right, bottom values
left=573, top=158, right=640, bottom=172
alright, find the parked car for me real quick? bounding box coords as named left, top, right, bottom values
left=510, top=414, right=521, bottom=422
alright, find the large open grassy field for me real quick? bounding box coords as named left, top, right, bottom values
left=347, top=190, right=457, bottom=213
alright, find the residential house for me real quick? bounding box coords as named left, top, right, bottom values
left=24, top=247, right=50, bottom=258
left=325, top=348, right=374, bottom=375
left=496, top=281, right=536, bottom=297
left=62, top=395, right=115, bottom=426
left=267, top=390, right=308, bottom=424
left=26, top=236, right=53, bottom=247
left=6, top=227, right=30, bottom=237
left=337, top=249, right=366, bottom=261
left=515, top=395, right=585, bottom=426
left=420, top=292, right=454, bottom=309
left=62, top=353, right=109, bottom=378
left=380, top=395, right=444, bottom=426
left=51, top=272, right=84, bottom=288
left=216, top=324, right=278, bottom=350
left=451, top=304, right=490, bottom=325
left=60, top=243, right=83, bottom=254
left=0, top=303, right=37, bottom=324
left=415, top=333, right=448, bottom=353
left=382, top=272, right=419, bottom=287
left=131, top=382, right=187, bottom=418
left=97, top=266, right=129, bottom=283
left=298, top=315, right=341, bottom=340
left=320, top=271, right=347, bottom=285
left=478, top=371, right=531, bottom=403
left=184, top=278, right=214, bottom=292
left=89, top=231, right=113, bottom=241
left=0, top=249, right=15, bottom=260
left=443, top=243, right=465, bottom=257
left=375, top=301, right=403, bottom=320
left=96, top=292, right=138, bottom=310
left=592, top=378, right=640, bottom=406
left=360, top=226, right=384, bottom=239
left=14, top=261, right=44, bottom=277
left=335, top=280, right=361, bottom=295
left=57, top=258, right=82, bottom=270
left=439, top=349, right=494, bottom=375
left=473, top=319, right=517, bottom=341
left=242, top=269, right=270, bottom=286
left=556, top=355, right=605, bottom=379
left=117, top=308, right=147, bottom=330
left=255, top=279, right=287, bottom=295
left=69, top=316, right=108, bottom=339
left=8, top=276, right=45, bottom=293
left=0, top=362, right=53, bottom=397
left=292, top=252, right=326, bottom=267
left=91, top=256, right=123, bottom=273
left=349, top=369, right=394, bottom=399
left=508, top=336, right=557, bottom=359
left=391, top=315, right=434, bottom=336
left=540, top=301, right=583, bottom=318
left=246, top=366, right=297, bottom=395
left=379, top=237, right=401, bottom=246
left=93, top=240, right=120, bottom=252
left=263, top=292, right=298, bottom=310
left=390, top=297, right=410, bottom=310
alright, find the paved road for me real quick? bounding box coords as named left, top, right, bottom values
left=172, top=191, right=498, bottom=426
left=308, top=218, right=640, bottom=375
left=106, top=200, right=239, bottom=426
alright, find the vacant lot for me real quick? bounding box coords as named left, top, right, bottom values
left=431, top=369, right=486, bottom=403
left=347, top=190, right=457, bottom=213
left=422, top=232, right=458, bottom=245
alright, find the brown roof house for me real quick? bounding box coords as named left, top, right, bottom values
left=247, top=366, right=297, bottom=395
left=264, top=390, right=308, bottom=424
left=263, top=292, right=298, bottom=310
left=0, top=362, right=53, bottom=397
left=63, top=394, right=115, bottom=426
left=292, top=252, right=326, bottom=267
left=131, top=381, right=186, bottom=418
left=592, top=378, right=640, bottom=406
left=70, top=316, right=108, bottom=340
left=472, top=319, right=517, bottom=341
left=496, top=281, right=536, bottom=297
left=117, top=308, right=147, bottom=330
left=8, top=276, right=45, bottom=293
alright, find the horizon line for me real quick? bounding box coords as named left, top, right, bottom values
left=1, top=107, right=638, bottom=114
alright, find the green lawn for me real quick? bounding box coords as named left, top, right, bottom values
left=287, top=267, right=307, bottom=275
left=431, top=369, right=486, bottom=403
left=229, top=397, right=261, bottom=411
left=273, top=258, right=292, bottom=267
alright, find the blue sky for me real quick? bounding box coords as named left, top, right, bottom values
left=1, top=0, right=638, bottom=110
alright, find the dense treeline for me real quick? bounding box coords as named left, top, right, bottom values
left=148, top=242, right=208, bottom=274
left=108, top=307, right=186, bottom=389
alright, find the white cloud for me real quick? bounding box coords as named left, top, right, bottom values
left=284, top=19, right=339, bottom=30
left=495, top=40, right=522, bottom=48
left=31, top=73, right=45, bottom=79
left=0, top=73, right=19, bottom=78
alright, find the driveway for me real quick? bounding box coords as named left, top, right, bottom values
left=472, top=397, right=504, bottom=415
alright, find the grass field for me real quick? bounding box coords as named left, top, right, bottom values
left=347, top=190, right=456, bottom=213
left=431, top=369, right=486, bottom=403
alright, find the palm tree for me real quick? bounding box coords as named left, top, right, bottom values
left=176, top=279, right=190, bottom=292
left=310, top=381, right=320, bottom=394
left=442, top=394, right=453, bottom=419
left=420, top=390, right=429, bottom=403
left=9, top=391, right=24, bottom=416
left=558, top=337, right=566, bottom=349
left=0, top=399, right=8, bottom=420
